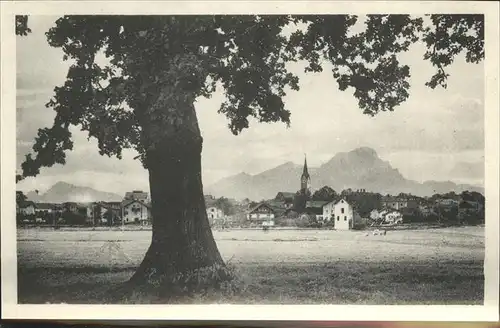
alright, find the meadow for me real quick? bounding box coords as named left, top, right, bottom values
left=16, top=226, right=485, bottom=304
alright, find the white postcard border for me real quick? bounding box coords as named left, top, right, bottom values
left=1, top=0, right=499, bottom=322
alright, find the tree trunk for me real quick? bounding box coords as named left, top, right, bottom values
left=126, top=97, right=231, bottom=299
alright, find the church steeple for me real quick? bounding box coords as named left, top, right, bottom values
left=302, top=154, right=310, bottom=178
left=300, top=154, right=311, bottom=193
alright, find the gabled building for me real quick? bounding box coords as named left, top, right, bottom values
left=247, top=203, right=281, bottom=222
left=34, top=203, right=55, bottom=215
left=88, top=201, right=122, bottom=225
left=274, top=192, right=295, bottom=208
left=124, top=190, right=149, bottom=202
left=435, top=198, right=460, bottom=208
left=306, top=200, right=330, bottom=219
left=121, top=199, right=151, bottom=224
left=331, top=198, right=362, bottom=230
left=381, top=196, right=418, bottom=210
left=207, top=206, right=224, bottom=220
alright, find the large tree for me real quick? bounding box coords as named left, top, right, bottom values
left=16, top=14, right=484, bottom=298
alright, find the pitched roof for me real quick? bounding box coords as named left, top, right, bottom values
left=277, top=192, right=295, bottom=197
left=35, top=203, right=55, bottom=210
left=122, top=199, right=151, bottom=209
left=275, top=192, right=295, bottom=200
left=124, top=191, right=149, bottom=200
left=305, top=200, right=330, bottom=209
left=267, top=200, right=287, bottom=208
left=248, top=202, right=283, bottom=214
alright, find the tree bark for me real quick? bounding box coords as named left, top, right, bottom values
left=126, top=96, right=231, bottom=299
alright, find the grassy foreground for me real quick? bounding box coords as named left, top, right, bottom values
left=17, top=227, right=485, bottom=304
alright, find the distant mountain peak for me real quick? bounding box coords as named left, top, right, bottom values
left=350, top=147, right=378, bottom=157
left=206, top=147, right=484, bottom=200
left=26, top=181, right=122, bottom=203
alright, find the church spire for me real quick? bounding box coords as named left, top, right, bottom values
left=302, top=153, right=310, bottom=178
left=300, top=153, right=311, bottom=193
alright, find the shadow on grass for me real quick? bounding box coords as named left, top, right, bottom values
left=17, top=259, right=484, bottom=305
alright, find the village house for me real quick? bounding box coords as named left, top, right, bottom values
left=34, top=203, right=54, bottom=215
left=19, top=201, right=36, bottom=216
left=206, top=206, right=224, bottom=220
left=88, top=201, right=122, bottom=225
left=458, top=200, right=481, bottom=217
left=307, top=200, right=331, bottom=222
left=274, top=192, right=295, bottom=209
left=124, top=190, right=149, bottom=202
left=121, top=199, right=151, bottom=225
left=331, top=198, right=362, bottom=230
left=435, top=198, right=460, bottom=207
left=35, top=203, right=54, bottom=214
left=247, top=203, right=280, bottom=222
left=381, top=196, right=418, bottom=210
left=63, top=202, right=79, bottom=214
left=204, top=196, right=225, bottom=223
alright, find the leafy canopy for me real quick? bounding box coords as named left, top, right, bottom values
left=17, top=15, right=484, bottom=181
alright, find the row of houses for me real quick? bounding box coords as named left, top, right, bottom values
left=245, top=191, right=485, bottom=230
left=18, top=191, right=229, bottom=226
left=17, top=190, right=153, bottom=225
left=247, top=197, right=363, bottom=230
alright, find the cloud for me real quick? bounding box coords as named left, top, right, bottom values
left=15, top=15, right=485, bottom=192
left=450, top=161, right=484, bottom=181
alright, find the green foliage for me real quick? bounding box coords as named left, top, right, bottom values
left=423, top=15, right=484, bottom=89
left=16, top=191, right=28, bottom=207
left=345, top=191, right=382, bottom=217
left=312, top=186, right=337, bottom=201
left=293, top=190, right=309, bottom=212
left=213, top=197, right=235, bottom=215
left=15, top=15, right=31, bottom=36
left=16, top=15, right=484, bottom=182
left=62, top=211, right=87, bottom=225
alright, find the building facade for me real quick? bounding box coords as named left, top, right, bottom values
left=121, top=199, right=151, bottom=224
left=124, top=190, right=149, bottom=202
left=332, top=198, right=361, bottom=230
left=381, top=196, right=417, bottom=210
left=247, top=203, right=276, bottom=222
left=207, top=206, right=224, bottom=220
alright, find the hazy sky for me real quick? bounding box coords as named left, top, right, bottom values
left=16, top=16, right=484, bottom=194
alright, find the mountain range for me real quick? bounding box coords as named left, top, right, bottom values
left=205, top=147, right=484, bottom=200
left=26, top=181, right=122, bottom=203
left=23, top=147, right=483, bottom=203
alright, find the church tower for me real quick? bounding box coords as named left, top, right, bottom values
left=300, top=154, right=311, bottom=194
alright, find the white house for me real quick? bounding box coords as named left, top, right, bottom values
left=121, top=199, right=151, bottom=224
left=207, top=206, right=224, bottom=220
left=320, top=200, right=337, bottom=222
left=332, top=198, right=362, bottom=230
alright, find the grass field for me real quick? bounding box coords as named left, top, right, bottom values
left=16, top=226, right=485, bottom=304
